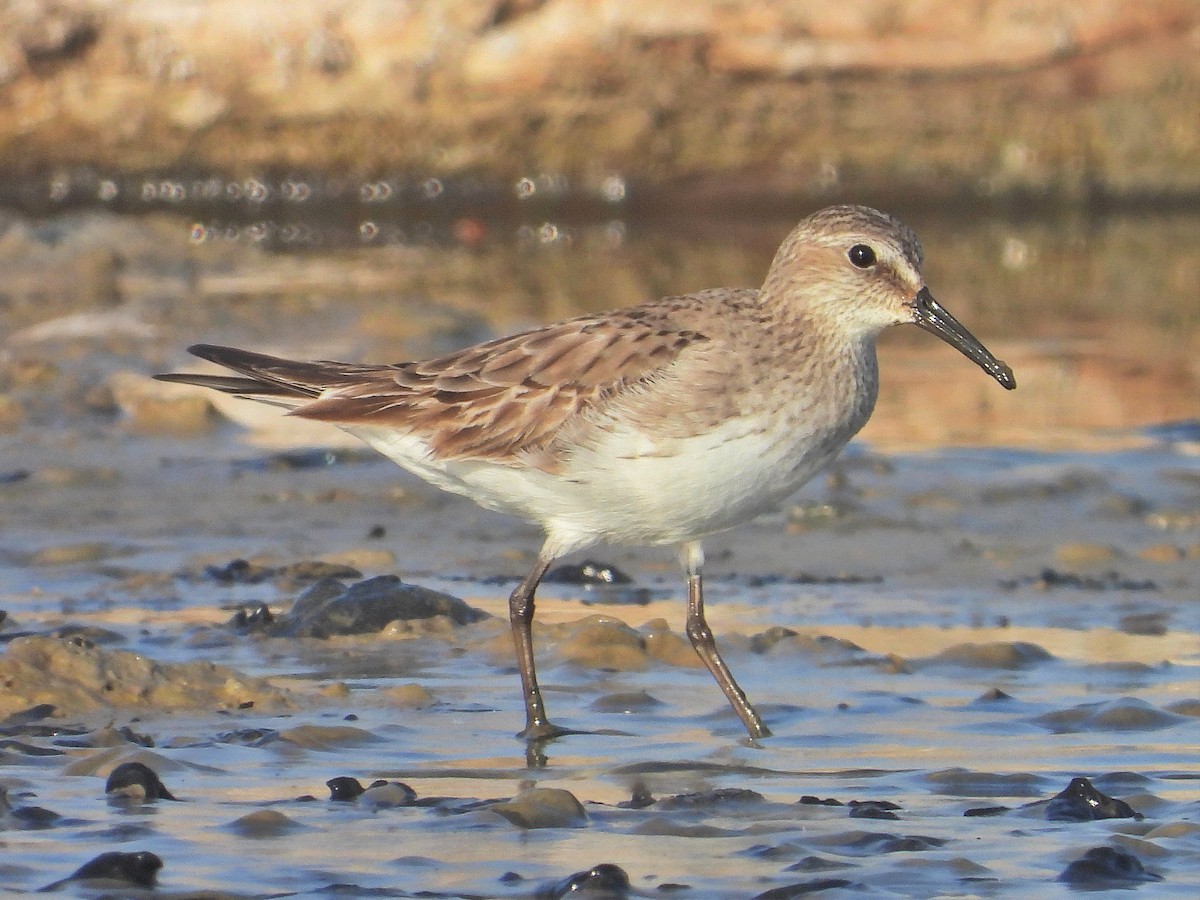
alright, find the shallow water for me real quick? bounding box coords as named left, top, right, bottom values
left=1, top=194, right=1198, bottom=896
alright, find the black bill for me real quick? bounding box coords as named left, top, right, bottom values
left=911, top=287, right=1016, bottom=390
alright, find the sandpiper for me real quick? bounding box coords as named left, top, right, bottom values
left=159, top=205, right=1015, bottom=741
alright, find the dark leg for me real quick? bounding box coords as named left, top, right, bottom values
left=682, top=542, right=771, bottom=739
left=509, top=551, right=570, bottom=741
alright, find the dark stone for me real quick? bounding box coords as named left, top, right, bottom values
left=1058, top=846, right=1162, bottom=884
left=1045, top=776, right=1142, bottom=822
left=539, top=863, right=630, bottom=898
left=844, top=832, right=946, bottom=853
left=545, top=559, right=632, bottom=585
left=848, top=801, right=900, bottom=820
left=203, top=558, right=361, bottom=589
left=228, top=603, right=276, bottom=631
left=799, top=796, right=844, bottom=807
left=277, top=575, right=489, bottom=637
left=204, top=558, right=273, bottom=584
left=784, top=857, right=855, bottom=872
left=753, top=879, right=855, bottom=898
left=616, top=781, right=654, bottom=809
left=963, top=805, right=1010, bottom=817
left=999, top=568, right=1157, bottom=592
left=327, top=776, right=366, bottom=801
left=54, top=850, right=163, bottom=888
left=656, top=787, right=765, bottom=810
left=105, top=762, right=178, bottom=801
left=9, top=804, right=62, bottom=829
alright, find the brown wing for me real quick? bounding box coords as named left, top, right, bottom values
left=256, top=310, right=706, bottom=463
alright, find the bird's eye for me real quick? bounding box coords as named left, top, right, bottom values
left=848, top=244, right=876, bottom=268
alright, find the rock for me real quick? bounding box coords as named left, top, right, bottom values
left=540, top=863, right=631, bottom=898
left=277, top=575, right=489, bottom=638
left=1032, top=698, right=1187, bottom=734
left=361, top=781, right=418, bottom=808
left=325, top=777, right=415, bottom=807
left=1058, top=846, right=1162, bottom=885
left=545, top=559, right=632, bottom=585
left=43, top=850, right=163, bottom=891
left=327, top=776, right=366, bottom=801
left=380, top=683, right=437, bottom=709
left=642, top=618, right=703, bottom=668
left=555, top=616, right=648, bottom=671
left=1045, top=777, right=1142, bottom=822
left=489, top=787, right=587, bottom=829
left=923, top=641, right=1053, bottom=669
left=225, top=808, right=301, bottom=838
left=277, top=725, right=379, bottom=751
left=104, top=761, right=178, bottom=802
left=0, top=635, right=293, bottom=718
left=656, top=788, right=765, bottom=810
left=753, top=879, right=855, bottom=898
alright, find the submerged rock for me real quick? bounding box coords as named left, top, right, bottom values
left=42, top=850, right=163, bottom=891
left=1058, top=846, right=1162, bottom=885
left=1032, top=698, right=1187, bottom=734
left=657, top=788, right=765, bottom=810
left=225, top=808, right=303, bottom=838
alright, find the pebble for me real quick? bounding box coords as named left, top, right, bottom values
left=489, top=787, right=587, bottom=829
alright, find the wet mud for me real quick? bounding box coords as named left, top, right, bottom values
left=1, top=207, right=1197, bottom=896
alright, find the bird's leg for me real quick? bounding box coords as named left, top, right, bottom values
left=681, top=542, right=771, bottom=739
left=509, top=551, right=570, bottom=741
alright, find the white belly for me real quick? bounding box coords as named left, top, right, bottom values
left=349, top=412, right=854, bottom=558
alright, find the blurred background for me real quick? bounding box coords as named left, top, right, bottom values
left=0, top=0, right=1197, bottom=448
